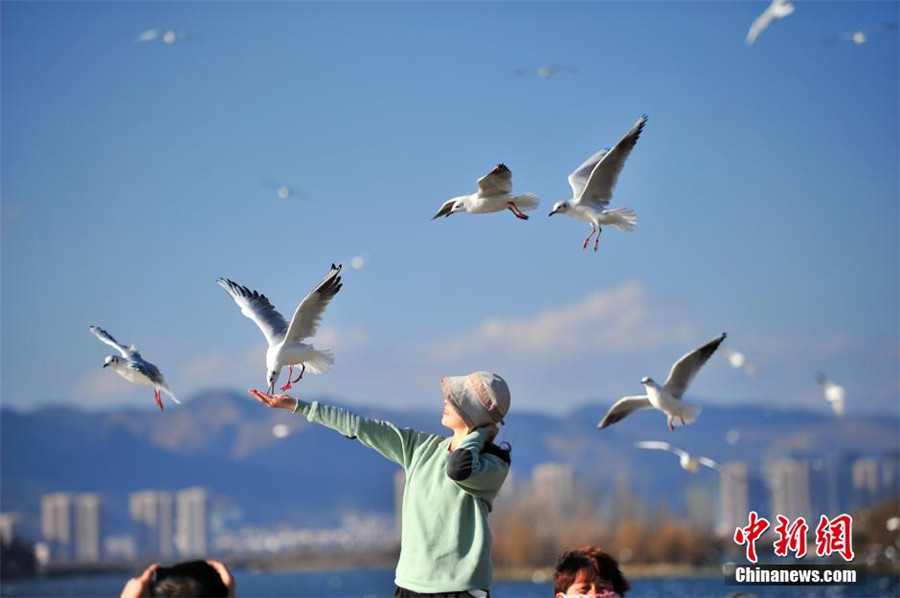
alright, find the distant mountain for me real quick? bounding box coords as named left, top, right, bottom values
left=2, top=391, right=898, bottom=538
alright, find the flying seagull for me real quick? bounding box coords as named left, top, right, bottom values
left=136, top=29, right=187, bottom=45
left=88, top=325, right=180, bottom=411
left=635, top=441, right=723, bottom=473
left=817, top=373, right=845, bottom=418
left=823, top=22, right=898, bottom=47
left=431, top=164, right=539, bottom=221
left=513, top=64, right=578, bottom=79
left=549, top=115, right=645, bottom=251
left=598, top=332, right=726, bottom=431
left=722, top=347, right=758, bottom=377
left=745, top=0, right=795, bottom=46
left=217, top=264, right=342, bottom=395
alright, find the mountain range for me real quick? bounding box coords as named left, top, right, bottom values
left=2, top=390, right=898, bottom=539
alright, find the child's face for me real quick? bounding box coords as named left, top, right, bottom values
left=441, top=398, right=468, bottom=432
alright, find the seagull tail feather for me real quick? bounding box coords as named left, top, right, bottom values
left=674, top=401, right=702, bottom=427
left=604, top=206, right=638, bottom=231
left=510, top=193, right=540, bottom=211
left=303, top=348, right=335, bottom=374
left=160, top=385, right=182, bottom=405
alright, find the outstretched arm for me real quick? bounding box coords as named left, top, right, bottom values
left=249, top=389, right=427, bottom=468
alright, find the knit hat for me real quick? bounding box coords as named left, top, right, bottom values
left=440, top=371, right=511, bottom=431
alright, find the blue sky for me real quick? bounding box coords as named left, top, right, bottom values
left=2, top=1, right=898, bottom=417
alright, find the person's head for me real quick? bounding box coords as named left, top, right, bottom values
left=554, top=546, right=630, bottom=598
left=150, top=560, right=229, bottom=597
left=439, top=371, right=511, bottom=433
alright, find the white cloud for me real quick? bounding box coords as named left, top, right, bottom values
left=314, top=325, right=368, bottom=353
left=74, top=369, right=142, bottom=408
left=430, top=281, right=693, bottom=364
left=179, top=344, right=266, bottom=390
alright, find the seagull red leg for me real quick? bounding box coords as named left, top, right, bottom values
left=668, top=416, right=674, bottom=432
left=291, top=363, right=305, bottom=384
left=507, top=203, right=529, bottom=220
left=583, top=225, right=596, bottom=250
left=155, top=389, right=164, bottom=412
left=593, top=227, right=602, bottom=251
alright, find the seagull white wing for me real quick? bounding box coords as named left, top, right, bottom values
left=634, top=440, right=691, bottom=460
left=131, top=359, right=182, bottom=404
left=698, top=457, right=723, bottom=472
left=568, top=148, right=609, bottom=199
left=746, top=6, right=774, bottom=45
left=663, top=333, right=727, bottom=399
left=284, top=264, right=343, bottom=344
left=217, top=278, right=288, bottom=347
left=598, top=395, right=652, bottom=429
left=136, top=29, right=160, bottom=42
left=89, top=325, right=136, bottom=358
left=477, top=164, right=513, bottom=195
left=432, top=198, right=457, bottom=220
left=574, top=116, right=647, bottom=209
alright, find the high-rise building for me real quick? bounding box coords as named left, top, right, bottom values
left=880, top=450, right=900, bottom=500
left=718, top=462, right=749, bottom=537
left=41, top=493, right=73, bottom=563
left=852, top=458, right=880, bottom=508
left=685, top=482, right=715, bottom=533
left=532, top=463, right=576, bottom=509
left=769, top=458, right=812, bottom=523
left=73, top=493, right=102, bottom=563
left=827, top=452, right=858, bottom=514
left=0, top=512, right=23, bottom=548
left=175, top=488, right=209, bottom=558
left=130, top=490, right=174, bottom=559
left=41, top=492, right=103, bottom=563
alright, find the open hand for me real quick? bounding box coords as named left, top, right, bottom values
left=248, top=389, right=297, bottom=410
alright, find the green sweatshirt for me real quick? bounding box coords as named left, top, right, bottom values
left=294, top=399, right=509, bottom=593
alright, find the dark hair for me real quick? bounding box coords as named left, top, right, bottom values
left=554, top=546, right=630, bottom=596
left=151, top=560, right=228, bottom=597
left=483, top=440, right=511, bottom=464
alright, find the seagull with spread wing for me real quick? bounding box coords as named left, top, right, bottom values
left=89, top=325, right=180, bottom=411
left=513, top=64, right=578, bottom=79
left=217, top=264, right=343, bottom=395
left=817, top=373, right=846, bottom=418
left=745, top=0, right=795, bottom=46
left=823, top=22, right=898, bottom=47
left=635, top=441, right=723, bottom=474
left=549, top=115, right=645, bottom=251
left=598, top=332, right=726, bottom=431
left=431, top=164, right=539, bottom=221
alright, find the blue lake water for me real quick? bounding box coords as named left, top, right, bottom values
left=1, top=568, right=898, bottom=597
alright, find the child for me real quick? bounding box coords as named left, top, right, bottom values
left=249, top=370, right=511, bottom=597
left=554, top=546, right=630, bottom=598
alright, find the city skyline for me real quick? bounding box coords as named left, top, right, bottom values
left=18, top=449, right=898, bottom=566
